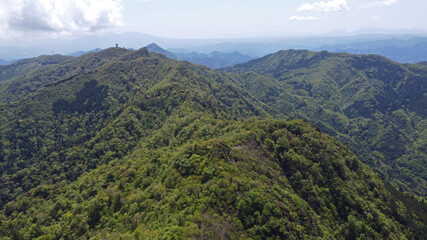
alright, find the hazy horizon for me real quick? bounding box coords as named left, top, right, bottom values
left=0, top=0, right=426, bottom=41
left=1, top=0, right=427, bottom=62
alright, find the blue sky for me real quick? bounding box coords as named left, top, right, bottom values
left=120, top=0, right=425, bottom=38
left=0, top=0, right=426, bottom=40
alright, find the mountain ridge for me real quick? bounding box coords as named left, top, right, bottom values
left=224, top=49, right=427, bottom=196
left=146, top=43, right=255, bottom=69
left=0, top=47, right=425, bottom=239
left=146, top=43, right=179, bottom=60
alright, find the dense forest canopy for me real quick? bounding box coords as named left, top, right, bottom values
left=0, top=47, right=425, bottom=239
left=224, top=50, right=427, bottom=197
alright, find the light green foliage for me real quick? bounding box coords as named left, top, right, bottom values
left=225, top=50, right=427, bottom=197
left=1, top=118, right=423, bottom=239
left=0, top=48, right=426, bottom=239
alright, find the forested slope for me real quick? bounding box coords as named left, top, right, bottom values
left=0, top=47, right=269, bottom=208
left=225, top=50, right=427, bottom=197
left=0, top=48, right=425, bottom=239
left=3, top=118, right=426, bottom=239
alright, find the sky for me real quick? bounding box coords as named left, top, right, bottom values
left=0, top=0, right=426, bottom=40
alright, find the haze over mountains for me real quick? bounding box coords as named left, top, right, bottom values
left=315, top=38, right=427, bottom=63
left=145, top=43, right=255, bottom=69
left=2, top=32, right=427, bottom=65
left=0, top=45, right=426, bottom=239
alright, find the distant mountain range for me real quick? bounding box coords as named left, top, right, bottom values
left=68, top=48, right=102, bottom=57
left=146, top=43, right=254, bottom=69
left=315, top=38, right=427, bottom=63
left=1, top=32, right=427, bottom=63
left=175, top=51, right=254, bottom=69
left=0, top=42, right=255, bottom=69
left=169, top=36, right=427, bottom=61
left=0, top=59, right=16, bottom=65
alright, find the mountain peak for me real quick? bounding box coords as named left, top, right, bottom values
left=145, top=43, right=178, bottom=60
left=146, top=42, right=160, bottom=48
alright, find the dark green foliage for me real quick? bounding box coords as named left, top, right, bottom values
left=52, top=80, right=109, bottom=114
left=0, top=48, right=425, bottom=239
left=1, top=118, right=425, bottom=239
left=0, top=47, right=267, bottom=209
left=0, top=48, right=129, bottom=103
left=0, top=55, right=71, bottom=82
left=225, top=50, right=427, bottom=197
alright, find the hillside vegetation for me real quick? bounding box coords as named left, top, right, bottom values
left=225, top=50, right=427, bottom=197
left=0, top=48, right=425, bottom=239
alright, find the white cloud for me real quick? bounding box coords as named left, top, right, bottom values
left=0, top=0, right=124, bottom=38
left=366, top=0, right=397, bottom=8
left=288, top=16, right=321, bottom=21
left=298, top=0, right=348, bottom=12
